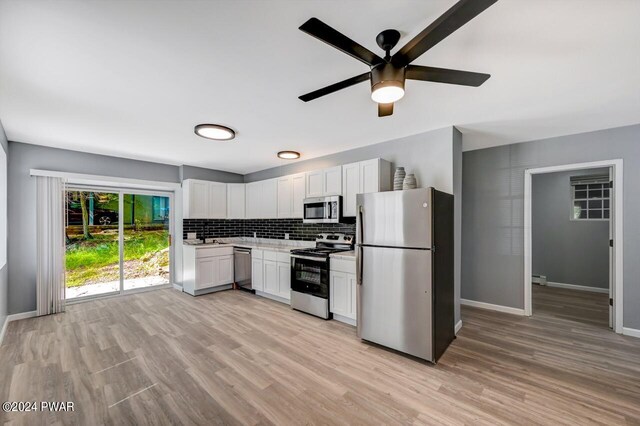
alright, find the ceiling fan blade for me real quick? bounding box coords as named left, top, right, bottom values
left=392, top=0, right=498, bottom=66
left=406, top=65, right=490, bottom=87
left=299, top=18, right=384, bottom=67
left=299, top=72, right=371, bottom=102
left=378, top=102, right=394, bottom=117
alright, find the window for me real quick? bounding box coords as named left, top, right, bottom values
left=571, top=175, right=610, bottom=220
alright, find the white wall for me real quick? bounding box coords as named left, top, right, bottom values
left=0, top=121, right=8, bottom=333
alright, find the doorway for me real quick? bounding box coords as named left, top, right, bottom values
left=524, top=160, right=623, bottom=333
left=531, top=168, right=610, bottom=328
left=64, top=187, right=174, bottom=300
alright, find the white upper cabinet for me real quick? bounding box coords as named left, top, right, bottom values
left=341, top=159, right=392, bottom=217
left=306, top=166, right=343, bottom=198
left=262, top=179, right=278, bottom=218
left=183, top=179, right=227, bottom=219
left=342, top=162, right=361, bottom=218
left=226, top=183, right=246, bottom=219
left=245, top=179, right=278, bottom=219
left=277, top=176, right=293, bottom=218
left=291, top=173, right=306, bottom=218
left=306, top=170, right=324, bottom=197
left=245, top=181, right=262, bottom=219
left=277, top=173, right=306, bottom=219
left=208, top=182, right=227, bottom=219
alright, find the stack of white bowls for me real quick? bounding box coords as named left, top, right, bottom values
left=393, top=167, right=406, bottom=190
left=403, top=174, right=417, bottom=190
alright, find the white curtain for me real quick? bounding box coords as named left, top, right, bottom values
left=36, top=176, right=66, bottom=316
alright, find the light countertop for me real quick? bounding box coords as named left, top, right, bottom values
left=183, top=237, right=314, bottom=253
left=330, top=250, right=356, bottom=260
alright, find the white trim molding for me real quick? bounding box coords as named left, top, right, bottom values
left=622, top=328, right=640, bottom=339
left=460, top=299, right=526, bottom=316
left=30, top=169, right=181, bottom=191
left=545, top=282, right=609, bottom=294
left=7, top=310, right=38, bottom=321
left=524, top=159, right=623, bottom=334
left=455, top=320, right=463, bottom=335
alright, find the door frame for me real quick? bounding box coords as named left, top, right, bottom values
left=523, top=159, right=623, bottom=333
left=64, top=185, right=175, bottom=303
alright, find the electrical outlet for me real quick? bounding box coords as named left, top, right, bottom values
left=253, top=232, right=257, bottom=238
left=284, top=233, right=289, bottom=240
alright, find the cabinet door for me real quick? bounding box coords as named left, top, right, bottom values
left=291, top=173, right=306, bottom=218
left=263, top=260, right=278, bottom=295
left=195, top=257, right=215, bottom=289
left=277, top=261, right=291, bottom=300
left=208, top=182, right=227, bottom=219
left=329, top=271, right=349, bottom=315
left=277, top=176, right=292, bottom=218
left=245, top=182, right=261, bottom=219
left=216, top=255, right=234, bottom=285
left=306, top=170, right=324, bottom=197
left=342, top=162, right=360, bottom=217
left=262, top=179, right=278, bottom=219
left=323, top=166, right=343, bottom=196
left=360, top=159, right=380, bottom=194
left=348, top=273, right=357, bottom=319
left=227, top=184, right=245, bottom=219
left=252, top=258, right=264, bottom=291
left=187, top=180, right=210, bottom=219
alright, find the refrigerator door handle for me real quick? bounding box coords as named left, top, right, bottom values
left=357, top=205, right=364, bottom=285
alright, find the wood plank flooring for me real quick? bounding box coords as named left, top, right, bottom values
left=533, top=284, right=609, bottom=327
left=1, top=287, right=639, bottom=425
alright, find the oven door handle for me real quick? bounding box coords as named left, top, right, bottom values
left=291, top=255, right=329, bottom=262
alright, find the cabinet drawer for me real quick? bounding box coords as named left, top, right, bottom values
left=263, top=250, right=277, bottom=261
left=277, top=252, right=290, bottom=263
left=196, top=246, right=234, bottom=258
left=330, top=258, right=356, bottom=274
left=251, top=249, right=263, bottom=259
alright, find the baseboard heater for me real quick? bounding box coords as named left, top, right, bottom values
left=532, top=274, right=547, bottom=286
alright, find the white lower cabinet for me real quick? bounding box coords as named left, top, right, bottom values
left=330, top=257, right=357, bottom=323
left=183, top=245, right=235, bottom=295
left=255, top=250, right=290, bottom=302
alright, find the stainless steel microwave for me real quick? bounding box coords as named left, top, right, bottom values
left=303, top=196, right=342, bottom=223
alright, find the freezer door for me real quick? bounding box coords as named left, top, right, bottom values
left=356, top=245, right=433, bottom=361
left=356, top=188, right=431, bottom=249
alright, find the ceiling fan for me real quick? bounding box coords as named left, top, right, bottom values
left=298, top=0, right=498, bottom=117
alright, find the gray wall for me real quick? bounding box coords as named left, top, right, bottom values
left=245, top=126, right=463, bottom=324
left=7, top=142, right=228, bottom=315
left=532, top=168, right=609, bottom=289
left=0, top=122, right=8, bottom=328
left=179, top=165, right=243, bottom=183
left=461, top=124, right=640, bottom=329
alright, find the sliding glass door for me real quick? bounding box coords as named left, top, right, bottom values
left=65, top=187, right=173, bottom=300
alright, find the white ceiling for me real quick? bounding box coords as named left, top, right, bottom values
left=1, top=0, right=639, bottom=174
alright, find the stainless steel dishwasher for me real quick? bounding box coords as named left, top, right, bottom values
left=234, top=247, right=253, bottom=292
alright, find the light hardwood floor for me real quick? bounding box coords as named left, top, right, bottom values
left=1, top=287, right=639, bottom=425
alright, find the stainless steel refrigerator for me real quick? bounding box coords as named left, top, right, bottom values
left=356, top=187, right=454, bottom=363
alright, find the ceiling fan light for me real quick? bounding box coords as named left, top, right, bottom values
left=371, top=80, right=405, bottom=104
left=277, top=151, right=301, bottom=160
left=194, top=124, right=235, bottom=140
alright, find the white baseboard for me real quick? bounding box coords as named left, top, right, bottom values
left=7, top=310, right=38, bottom=321
left=333, top=313, right=356, bottom=326
left=172, top=283, right=183, bottom=291
left=0, top=317, right=7, bottom=346
left=0, top=310, right=38, bottom=346
left=622, top=327, right=640, bottom=339
left=455, top=320, right=462, bottom=335
left=545, top=281, right=609, bottom=294
left=460, top=299, right=526, bottom=316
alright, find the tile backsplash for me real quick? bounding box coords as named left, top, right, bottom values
left=183, top=218, right=356, bottom=241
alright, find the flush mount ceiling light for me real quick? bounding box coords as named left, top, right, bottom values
left=194, top=124, right=235, bottom=141
left=277, top=151, right=301, bottom=160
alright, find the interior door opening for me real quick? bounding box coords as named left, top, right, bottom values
left=529, top=167, right=613, bottom=330
left=65, top=187, right=173, bottom=300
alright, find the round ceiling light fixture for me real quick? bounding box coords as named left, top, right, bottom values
left=194, top=124, right=236, bottom=141
left=277, top=151, right=301, bottom=160
left=370, top=63, right=405, bottom=104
